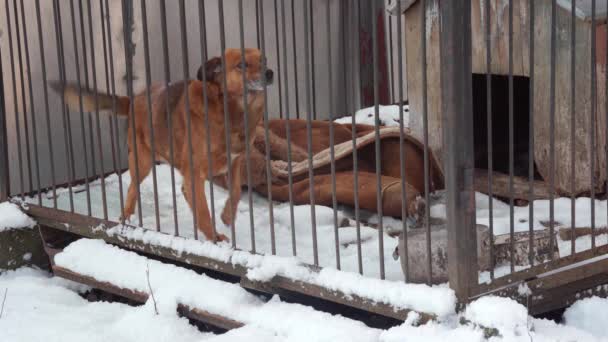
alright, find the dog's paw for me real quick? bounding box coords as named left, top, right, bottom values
left=118, top=214, right=131, bottom=225
left=220, top=209, right=235, bottom=226
left=214, top=233, right=230, bottom=243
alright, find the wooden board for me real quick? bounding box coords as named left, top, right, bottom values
left=405, top=0, right=444, bottom=164
left=533, top=0, right=607, bottom=195
left=471, top=0, right=530, bottom=76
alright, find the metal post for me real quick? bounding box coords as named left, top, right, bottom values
left=0, top=47, right=10, bottom=202
left=439, top=0, right=477, bottom=303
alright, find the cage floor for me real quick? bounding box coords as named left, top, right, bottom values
left=25, top=164, right=608, bottom=283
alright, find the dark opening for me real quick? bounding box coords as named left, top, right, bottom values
left=472, top=74, right=539, bottom=179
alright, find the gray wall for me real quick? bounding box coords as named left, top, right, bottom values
left=1, top=0, right=403, bottom=196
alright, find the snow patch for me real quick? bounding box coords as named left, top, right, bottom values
left=463, top=296, right=530, bottom=337
left=0, top=202, right=36, bottom=232
left=563, top=296, right=608, bottom=339
left=334, top=105, right=409, bottom=127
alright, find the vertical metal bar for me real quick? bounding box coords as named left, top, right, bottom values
left=388, top=12, right=394, bottom=103
left=273, top=0, right=283, bottom=119
left=352, top=0, right=363, bottom=275
left=303, top=0, right=319, bottom=266
left=197, top=0, right=215, bottom=239
left=528, top=0, right=536, bottom=266
left=484, top=0, right=495, bottom=280
left=52, top=0, right=76, bottom=212
left=161, top=0, right=181, bottom=236
left=122, top=0, right=143, bottom=225
left=440, top=0, right=477, bottom=302
left=104, top=0, right=125, bottom=218
left=86, top=0, right=109, bottom=220
left=508, top=0, right=515, bottom=273
left=280, top=0, right=298, bottom=256
left=179, top=0, right=199, bottom=239
left=605, top=0, right=608, bottom=246
left=140, top=0, right=161, bottom=231
left=258, top=0, right=277, bottom=254
left=570, top=0, right=576, bottom=255
left=237, top=0, right=257, bottom=252
left=396, top=0, right=410, bottom=282
left=255, top=0, right=261, bottom=49
left=68, top=0, right=92, bottom=216
left=0, top=44, right=8, bottom=202
left=5, top=0, right=24, bottom=199
left=12, top=0, right=33, bottom=197
left=372, top=0, right=386, bottom=280
left=35, top=0, right=57, bottom=208
left=590, top=0, right=597, bottom=250
left=78, top=0, right=98, bottom=208
left=18, top=0, right=42, bottom=205
left=291, top=0, right=301, bottom=119
left=217, top=0, right=236, bottom=245
left=549, top=0, right=556, bottom=259
left=421, top=0, right=432, bottom=285
left=100, top=0, right=120, bottom=213
left=309, top=0, right=317, bottom=120
left=326, top=0, right=340, bottom=270
left=100, top=0, right=118, bottom=193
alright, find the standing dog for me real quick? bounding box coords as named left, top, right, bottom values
left=52, top=48, right=273, bottom=242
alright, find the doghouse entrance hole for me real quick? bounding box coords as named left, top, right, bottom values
left=472, top=74, right=540, bottom=179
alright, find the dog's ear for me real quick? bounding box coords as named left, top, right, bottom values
left=198, top=57, right=222, bottom=82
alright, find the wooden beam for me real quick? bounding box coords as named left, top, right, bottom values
left=474, top=169, right=556, bottom=201
left=439, top=0, right=478, bottom=303
left=358, top=0, right=390, bottom=107
left=27, top=203, right=436, bottom=324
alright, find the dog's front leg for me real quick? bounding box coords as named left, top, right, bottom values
left=182, top=166, right=228, bottom=242
left=221, top=154, right=244, bottom=227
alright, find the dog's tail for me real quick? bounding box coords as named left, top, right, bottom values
left=49, top=81, right=130, bottom=116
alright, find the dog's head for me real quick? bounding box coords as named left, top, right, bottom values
left=197, top=48, right=273, bottom=94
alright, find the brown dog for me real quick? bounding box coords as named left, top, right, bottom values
left=52, top=48, right=274, bottom=242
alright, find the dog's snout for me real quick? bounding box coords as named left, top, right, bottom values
left=265, top=69, right=274, bottom=83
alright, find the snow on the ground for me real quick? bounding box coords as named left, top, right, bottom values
left=0, top=268, right=213, bottom=342
left=54, top=239, right=384, bottom=341
left=0, top=202, right=36, bottom=232
left=563, top=296, right=608, bottom=338
left=463, top=296, right=530, bottom=337
left=104, top=224, right=455, bottom=316
left=334, top=104, right=410, bottom=127
left=54, top=238, right=608, bottom=341
left=23, top=152, right=608, bottom=285
left=56, top=238, right=454, bottom=319
left=2, top=267, right=605, bottom=342
left=26, top=165, right=405, bottom=282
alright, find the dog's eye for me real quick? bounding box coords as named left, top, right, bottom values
left=238, top=62, right=248, bottom=69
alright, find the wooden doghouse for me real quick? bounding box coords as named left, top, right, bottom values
left=389, top=0, right=608, bottom=196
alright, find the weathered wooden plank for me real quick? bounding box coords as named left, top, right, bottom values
left=27, top=204, right=438, bottom=323
left=533, top=0, right=606, bottom=195
left=474, top=169, right=556, bottom=200
left=52, top=265, right=245, bottom=331
left=559, top=226, right=608, bottom=240
left=471, top=0, right=530, bottom=76
left=405, top=0, right=444, bottom=164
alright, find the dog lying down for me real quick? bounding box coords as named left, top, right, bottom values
left=51, top=48, right=274, bottom=242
